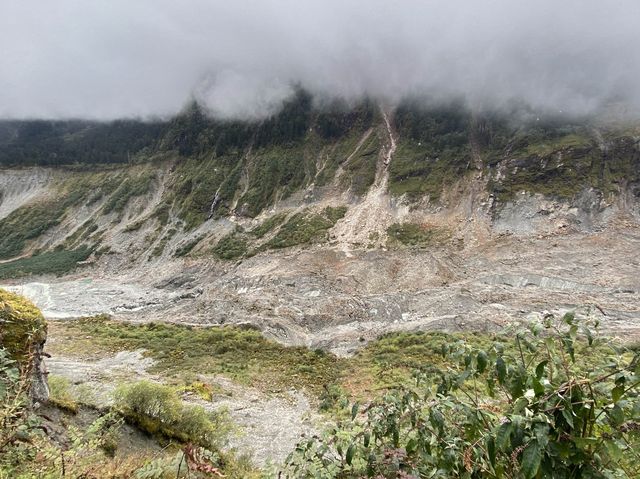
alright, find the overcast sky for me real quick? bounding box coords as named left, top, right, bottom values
left=1, top=0, right=639, bottom=120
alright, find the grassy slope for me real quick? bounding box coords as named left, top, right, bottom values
left=210, top=206, right=348, bottom=260
left=47, top=316, right=623, bottom=405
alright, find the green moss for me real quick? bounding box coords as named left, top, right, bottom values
left=386, top=222, right=448, bottom=249
left=0, top=289, right=47, bottom=365
left=48, top=375, right=79, bottom=413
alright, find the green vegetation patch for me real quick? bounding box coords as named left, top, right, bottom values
left=0, top=247, right=92, bottom=279
left=102, top=172, right=155, bottom=214
left=174, top=234, right=204, bottom=257
left=49, top=312, right=625, bottom=410
left=0, top=170, right=124, bottom=260
left=114, top=380, right=231, bottom=450
left=149, top=228, right=178, bottom=259
left=314, top=130, right=366, bottom=188
left=239, top=144, right=316, bottom=217
left=341, top=131, right=381, bottom=196
left=48, top=375, right=79, bottom=413
left=386, top=222, right=448, bottom=248
left=521, top=132, right=592, bottom=157
left=212, top=231, right=248, bottom=260
left=265, top=206, right=346, bottom=249
left=284, top=316, right=640, bottom=478
left=211, top=207, right=348, bottom=260
left=63, top=219, right=99, bottom=248
left=249, top=212, right=289, bottom=238
left=389, top=140, right=472, bottom=200
left=491, top=131, right=640, bottom=202
left=0, top=289, right=47, bottom=365
left=389, top=101, right=472, bottom=201
left=168, top=155, right=242, bottom=229
left=55, top=317, right=343, bottom=396
left=0, top=201, right=68, bottom=259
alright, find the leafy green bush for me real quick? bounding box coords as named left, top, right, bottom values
left=282, top=314, right=640, bottom=478
left=113, top=381, right=231, bottom=450
left=1, top=352, right=254, bottom=478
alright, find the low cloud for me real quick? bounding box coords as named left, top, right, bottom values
left=1, top=0, right=639, bottom=119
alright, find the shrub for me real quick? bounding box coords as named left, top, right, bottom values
left=113, top=381, right=230, bottom=450
left=265, top=208, right=343, bottom=249
left=0, top=347, right=32, bottom=454
left=212, top=232, right=248, bottom=260
left=282, top=314, right=640, bottom=478
left=0, top=247, right=92, bottom=279
left=250, top=212, right=289, bottom=238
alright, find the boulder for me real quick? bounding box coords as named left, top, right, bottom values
left=0, top=289, right=48, bottom=404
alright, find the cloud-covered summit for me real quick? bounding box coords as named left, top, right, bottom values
left=1, top=0, right=639, bottom=119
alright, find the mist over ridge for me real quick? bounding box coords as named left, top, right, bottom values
left=1, top=0, right=639, bottom=120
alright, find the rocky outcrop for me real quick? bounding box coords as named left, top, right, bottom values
left=0, top=289, right=48, bottom=403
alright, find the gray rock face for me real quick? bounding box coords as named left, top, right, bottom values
left=30, top=338, right=49, bottom=405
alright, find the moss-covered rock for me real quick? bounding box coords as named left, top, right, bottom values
left=0, top=289, right=48, bottom=402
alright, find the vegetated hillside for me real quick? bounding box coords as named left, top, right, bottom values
left=0, top=92, right=638, bottom=280
left=3, top=297, right=640, bottom=477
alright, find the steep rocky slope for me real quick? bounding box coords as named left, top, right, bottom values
left=0, top=97, right=638, bottom=350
